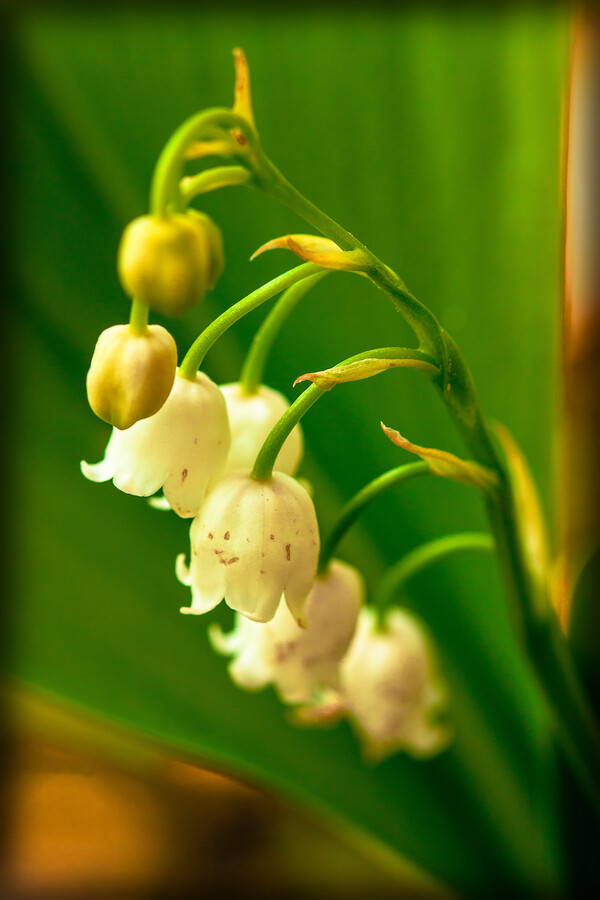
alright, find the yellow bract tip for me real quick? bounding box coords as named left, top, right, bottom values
left=232, top=47, right=255, bottom=128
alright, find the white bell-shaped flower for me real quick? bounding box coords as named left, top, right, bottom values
left=339, top=607, right=450, bottom=760
left=81, top=371, right=230, bottom=518
left=220, top=383, right=303, bottom=476
left=209, top=559, right=364, bottom=702
left=177, top=471, right=319, bottom=623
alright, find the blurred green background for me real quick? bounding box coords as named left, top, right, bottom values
left=9, top=4, right=569, bottom=896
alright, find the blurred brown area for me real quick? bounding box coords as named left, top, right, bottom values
left=558, top=14, right=600, bottom=895
left=562, top=11, right=600, bottom=624
left=0, top=715, right=402, bottom=900
left=561, top=9, right=600, bottom=713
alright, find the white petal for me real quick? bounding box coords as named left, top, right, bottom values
left=207, top=622, right=239, bottom=655
left=339, top=606, right=448, bottom=759
left=102, top=423, right=167, bottom=497
left=82, top=371, right=230, bottom=517
left=226, top=586, right=283, bottom=623
left=400, top=715, right=448, bottom=757
left=80, top=458, right=114, bottom=483
left=205, top=558, right=362, bottom=705
left=186, top=471, right=318, bottom=624
left=180, top=592, right=223, bottom=615
left=220, top=383, right=303, bottom=476
left=229, top=650, right=273, bottom=690
left=175, top=553, right=191, bottom=586
left=148, top=495, right=171, bottom=511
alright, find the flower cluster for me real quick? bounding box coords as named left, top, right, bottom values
left=83, top=370, right=315, bottom=613
left=211, top=570, right=450, bottom=760
left=81, top=48, right=451, bottom=762
left=82, top=337, right=449, bottom=758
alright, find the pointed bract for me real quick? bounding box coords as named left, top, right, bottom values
left=251, top=234, right=369, bottom=272
left=294, top=357, right=438, bottom=391
left=381, top=423, right=498, bottom=493
left=232, top=47, right=255, bottom=128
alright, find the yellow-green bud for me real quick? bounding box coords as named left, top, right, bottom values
left=86, top=324, right=177, bottom=430
left=188, top=210, right=224, bottom=291
left=117, top=213, right=225, bottom=317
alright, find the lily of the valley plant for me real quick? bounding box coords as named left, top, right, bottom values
left=81, top=47, right=600, bottom=863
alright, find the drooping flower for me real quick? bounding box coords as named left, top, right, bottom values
left=81, top=371, right=230, bottom=518
left=220, top=382, right=303, bottom=476
left=177, top=471, right=319, bottom=623
left=339, top=607, right=450, bottom=760
left=297, top=607, right=450, bottom=761
left=86, top=323, right=177, bottom=430
left=209, top=559, right=364, bottom=702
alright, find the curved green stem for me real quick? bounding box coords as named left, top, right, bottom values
left=374, top=532, right=495, bottom=611
left=126, top=110, right=254, bottom=334
left=128, top=298, right=149, bottom=335
left=253, top=153, right=447, bottom=366
left=251, top=382, right=325, bottom=482
left=178, top=263, right=320, bottom=380
left=240, top=271, right=328, bottom=394
left=318, top=463, right=431, bottom=575
left=248, top=149, right=600, bottom=817
left=150, top=107, right=256, bottom=218
left=251, top=346, right=437, bottom=483
left=181, top=166, right=250, bottom=204
left=527, top=610, right=600, bottom=822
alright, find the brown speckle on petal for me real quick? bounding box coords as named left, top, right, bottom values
left=270, top=534, right=275, bottom=541
left=285, top=543, right=291, bottom=561
left=181, top=468, right=188, bottom=482
left=208, top=533, right=214, bottom=540
left=219, top=556, right=240, bottom=566
left=275, top=641, right=296, bottom=663
left=224, top=532, right=230, bottom=541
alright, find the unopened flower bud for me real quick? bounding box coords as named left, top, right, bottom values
left=189, top=211, right=224, bottom=291
left=86, top=324, right=177, bottom=430
left=220, top=383, right=303, bottom=476
left=117, top=213, right=224, bottom=317
left=209, top=559, right=363, bottom=703
left=177, top=471, right=319, bottom=623
left=81, top=370, right=230, bottom=517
